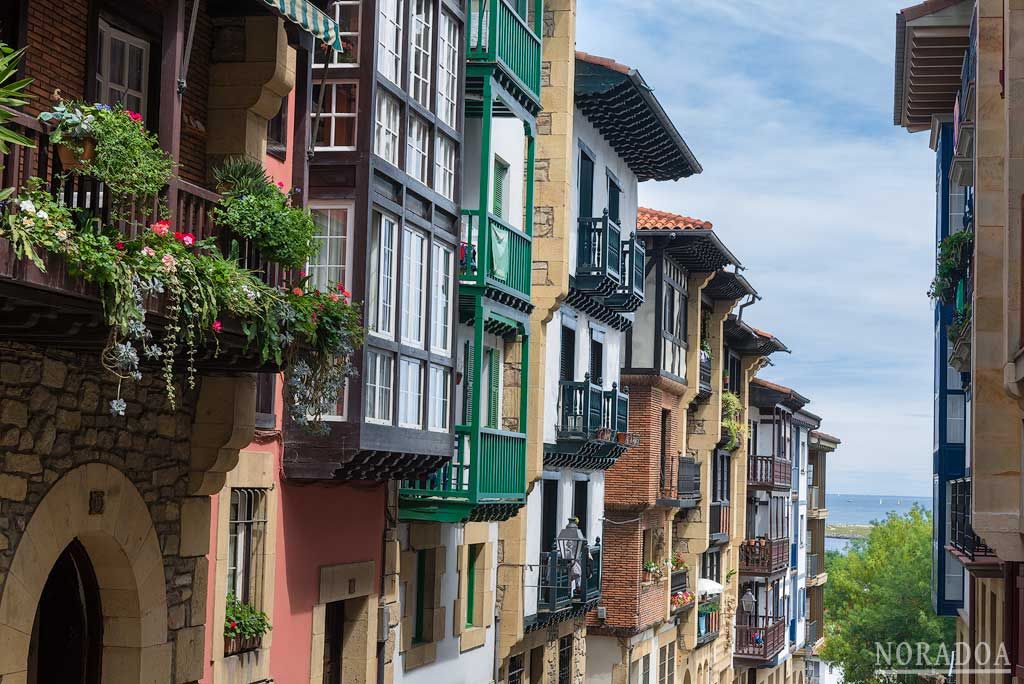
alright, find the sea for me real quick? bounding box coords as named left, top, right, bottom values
left=824, top=493, right=932, bottom=553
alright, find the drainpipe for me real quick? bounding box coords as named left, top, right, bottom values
left=736, top=294, right=759, bottom=322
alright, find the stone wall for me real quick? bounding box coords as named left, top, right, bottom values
left=0, top=341, right=216, bottom=682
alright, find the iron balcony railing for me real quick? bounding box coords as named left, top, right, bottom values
left=400, top=425, right=526, bottom=505
left=605, top=234, right=646, bottom=312
left=467, top=0, right=543, bottom=100
left=675, top=456, right=701, bottom=504
left=807, top=553, right=821, bottom=579
left=959, top=11, right=977, bottom=123
left=950, top=477, right=995, bottom=560
left=747, top=455, right=792, bottom=490
left=557, top=378, right=630, bottom=441
left=739, top=537, right=789, bottom=575
left=709, top=501, right=730, bottom=540
left=460, top=209, right=531, bottom=302
left=537, top=541, right=602, bottom=613
left=735, top=614, right=787, bottom=660
left=576, top=211, right=622, bottom=295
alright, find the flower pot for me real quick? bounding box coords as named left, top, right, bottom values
left=224, top=634, right=261, bottom=656
left=616, top=432, right=628, bottom=444
left=698, top=615, right=707, bottom=635
left=56, top=137, right=96, bottom=171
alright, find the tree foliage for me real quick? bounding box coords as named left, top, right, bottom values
left=821, top=505, right=955, bottom=684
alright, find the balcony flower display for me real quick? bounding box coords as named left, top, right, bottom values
left=671, top=551, right=686, bottom=571
left=642, top=560, right=664, bottom=581
left=721, top=390, right=745, bottom=450
left=927, top=230, right=973, bottom=305
left=224, top=593, right=271, bottom=655
left=671, top=590, right=695, bottom=610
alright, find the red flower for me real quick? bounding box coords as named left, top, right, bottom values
left=311, top=312, right=318, bottom=322
left=314, top=289, right=321, bottom=296
left=212, top=320, right=222, bottom=333
left=298, top=270, right=306, bottom=278
left=115, top=241, right=125, bottom=250
left=174, top=231, right=183, bottom=241
left=276, top=181, right=286, bottom=190
left=150, top=220, right=171, bottom=237
left=329, top=293, right=340, bottom=303
left=291, top=287, right=303, bottom=296
left=229, top=621, right=238, bottom=630
left=125, top=110, right=143, bottom=123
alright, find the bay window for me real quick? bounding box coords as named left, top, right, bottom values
left=399, top=358, right=424, bottom=428
left=407, top=116, right=431, bottom=184
left=377, top=0, right=404, bottom=85
left=315, top=1, right=361, bottom=67
left=368, top=212, right=398, bottom=338
left=312, top=82, right=358, bottom=151
left=365, top=350, right=395, bottom=423
left=409, top=0, right=433, bottom=108
left=374, top=91, right=401, bottom=166
left=430, top=243, right=453, bottom=354
left=401, top=228, right=428, bottom=347
left=308, top=205, right=352, bottom=293
left=428, top=365, right=451, bottom=432
left=437, top=11, right=460, bottom=128
left=434, top=135, right=456, bottom=200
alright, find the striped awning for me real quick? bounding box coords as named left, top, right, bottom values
left=261, top=0, right=345, bottom=53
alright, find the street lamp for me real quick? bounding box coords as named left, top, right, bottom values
left=555, top=518, right=586, bottom=561
left=740, top=588, right=756, bottom=614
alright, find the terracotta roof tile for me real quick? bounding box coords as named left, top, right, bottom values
left=575, top=50, right=632, bottom=75
left=751, top=377, right=795, bottom=395
left=637, top=207, right=712, bottom=231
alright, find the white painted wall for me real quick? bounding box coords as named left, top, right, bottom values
left=586, top=634, right=623, bottom=684
left=394, top=522, right=499, bottom=684
left=462, top=117, right=527, bottom=230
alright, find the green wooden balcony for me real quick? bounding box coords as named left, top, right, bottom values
left=460, top=210, right=532, bottom=309
left=399, top=425, right=527, bottom=523
left=605, top=235, right=646, bottom=312
left=575, top=212, right=622, bottom=296
left=467, top=0, right=543, bottom=109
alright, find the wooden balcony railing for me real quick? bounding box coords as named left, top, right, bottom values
left=605, top=235, right=645, bottom=312
left=747, top=455, right=792, bottom=490
left=709, top=501, right=730, bottom=540
left=673, top=456, right=701, bottom=505
left=807, top=553, right=821, bottom=579
left=698, top=351, right=713, bottom=395
left=696, top=602, right=721, bottom=646
left=537, top=541, right=602, bottom=613
left=460, top=210, right=531, bottom=302
left=808, top=485, right=822, bottom=510
left=735, top=614, right=787, bottom=660
left=575, top=212, right=622, bottom=295
left=739, top=537, right=789, bottom=575
left=467, top=0, right=543, bottom=100
left=805, top=619, right=820, bottom=648
left=557, top=378, right=630, bottom=442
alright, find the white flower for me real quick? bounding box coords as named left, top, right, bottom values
left=55, top=229, right=68, bottom=241
left=36, top=210, right=48, bottom=221
left=18, top=199, right=36, bottom=214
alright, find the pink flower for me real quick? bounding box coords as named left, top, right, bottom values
left=291, top=287, right=303, bottom=296
left=212, top=320, right=222, bottom=333
left=141, top=246, right=156, bottom=257
left=298, top=270, right=306, bottom=278
left=329, top=293, right=339, bottom=303
left=151, top=220, right=170, bottom=237
left=161, top=253, right=177, bottom=273
left=126, top=110, right=143, bottom=123
left=276, top=181, right=285, bottom=190
left=115, top=241, right=125, bottom=251
left=182, top=233, right=195, bottom=247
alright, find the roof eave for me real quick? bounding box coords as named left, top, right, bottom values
left=639, top=229, right=742, bottom=269
left=626, top=70, right=703, bottom=179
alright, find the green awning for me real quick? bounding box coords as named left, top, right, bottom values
left=261, top=0, right=345, bottom=52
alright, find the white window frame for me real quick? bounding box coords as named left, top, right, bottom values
left=365, top=349, right=395, bottom=424
left=374, top=91, right=401, bottom=166
left=408, top=0, right=433, bottom=108
left=401, top=227, right=428, bottom=347
left=407, top=115, right=431, bottom=184
left=97, top=19, right=150, bottom=119
left=312, top=81, right=359, bottom=152
left=399, top=358, right=424, bottom=428
left=436, top=11, right=459, bottom=129
left=434, top=134, right=456, bottom=201
left=368, top=211, right=398, bottom=339
left=314, top=1, right=361, bottom=68
left=377, top=0, right=404, bottom=85
left=430, top=243, right=453, bottom=355
left=428, top=364, right=451, bottom=432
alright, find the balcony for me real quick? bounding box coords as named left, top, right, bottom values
left=535, top=541, right=602, bottom=619
left=805, top=620, right=821, bottom=650
left=696, top=350, right=713, bottom=400
left=747, top=455, right=792, bottom=491
left=548, top=379, right=635, bottom=469
left=949, top=477, right=996, bottom=562
left=604, top=235, right=646, bottom=312
left=658, top=455, right=700, bottom=508
left=0, top=110, right=287, bottom=369
left=739, top=537, right=789, bottom=576
left=735, top=614, right=787, bottom=661
left=807, top=553, right=823, bottom=585
left=575, top=212, right=622, bottom=296
left=399, top=425, right=527, bottom=523
left=460, top=210, right=532, bottom=310
left=467, top=0, right=543, bottom=111
left=808, top=485, right=824, bottom=514
left=708, top=501, right=730, bottom=543
left=670, top=567, right=695, bottom=612
left=696, top=600, right=721, bottom=647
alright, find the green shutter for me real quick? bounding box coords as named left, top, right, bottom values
left=462, top=341, right=474, bottom=425
left=466, top=544, right=478, bottom=627
left=487, top=348, right=500, bottom=429
left=493, top=159, right=508, bottom=218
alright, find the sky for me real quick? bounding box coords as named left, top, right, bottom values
left=576, top=1, right=937, bottom=496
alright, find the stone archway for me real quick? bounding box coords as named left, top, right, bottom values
left=0, top=463, right=171, bottom=682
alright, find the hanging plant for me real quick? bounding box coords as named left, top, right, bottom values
left=721, top=390, right=745, bottom=451
left=927, top=230, right=973, bottom=304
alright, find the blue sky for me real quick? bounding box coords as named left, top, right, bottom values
left=576, top=1, right=937, bottom=496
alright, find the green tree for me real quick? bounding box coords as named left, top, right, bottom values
left=821, top=505, right=955, bottom=684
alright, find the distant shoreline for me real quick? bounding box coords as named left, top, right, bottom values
left=826, top=523, right=871, bottom=539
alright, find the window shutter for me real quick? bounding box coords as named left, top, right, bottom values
left=589, top=339, right=603, bottom=384
left=493, top=160, right=508, bottom=218
left=560, top=326, right=575, bottom=381
left=462, top=341, right=474, bottom=424
left=487, top=348, right=500, bottom=429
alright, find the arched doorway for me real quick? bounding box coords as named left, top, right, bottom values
left=27, top=540, right=102, bottom=684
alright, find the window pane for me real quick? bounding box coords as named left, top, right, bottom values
left=434, top=135, right=456, bottom=201
left=399, top=358, right=423, bottom=428
left=374, top=91, right=401, bottom=165
left=428, top=365, right=450, bottom=431
left=109, top=38, right=126, bottom=86
left=437, top=12, right=460, bottom=128
left=377, top=0, right=404, bottom=84
left=308, top=206, right=350, bottom=293
left=401, top=228, right=427, bottom=345
left=431, top=244, right=453, bottom=353
left=407, top=116, right=430, bottom=183
left=127, top=45, right=144, bottom=91
left=409, top=0, right=433, bottom=107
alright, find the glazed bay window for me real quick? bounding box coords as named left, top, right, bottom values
left=312, top=82, right=358, bottom=151
left=316, top=1, right=361, bottom=67
left=430, top=243, right=453, bottom=354
left=308, top=205, right=352, bottom=293
left=374, top=91, right=401, bottom=166
left=408, top=0, right=433, bottom=108
left=365, top=350, right=395, bottom=423
left=377, top=0, right=404, bottom=85
left=436, top=11, right=460, bottom=128
left=407, top=116, right=431, bottom=184
left=661, top=260, right=687, bottom=379
left=368, top=212, right=398, bottom=337
left=428, top=365, right=451, bottom=431
left=401, top=228, right=428, bottom=346
left=97, top=19, right=150, bottom=117
left=434, top=135, right=456, bottom=200
left=228, top=488, right=268, bottom=608
left=399, top=358, right=424, bottom=428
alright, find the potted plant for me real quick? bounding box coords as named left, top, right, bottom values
left=671, top=551, right=686, bottom=572
left=642, top=560, right=662, bottom=582
left=38, top=101, right=96, bottom=170
left=224, top=593, right=271, bottom=656
left=700, top=338, right=712, bottom=360
left=672, top=590, right=695, bottom=610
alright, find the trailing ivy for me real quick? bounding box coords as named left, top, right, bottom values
left=721, top=390, right=745, bottom=451
left=927, top=230, right=973, bottom=305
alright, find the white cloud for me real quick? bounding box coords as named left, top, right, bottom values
left=577, top=1, right=935, bottom=496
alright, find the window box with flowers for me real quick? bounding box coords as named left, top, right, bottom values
left=224, top=593, right=271, bottom=656
left=671, top=590, right=695, bottom=611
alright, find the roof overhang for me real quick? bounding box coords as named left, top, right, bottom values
left=809, top=430, right=841, bottom=452
left=894, top=0, right=972, bottom=132
left=724, top=315, right=789, bottom=357
left=639, top=229, right=739, bottom=273
left=575, top=54, right=702, bottom=181
left=704, top=269, right=757, bottom=302
left=750, top=378, right=809, bottom=412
